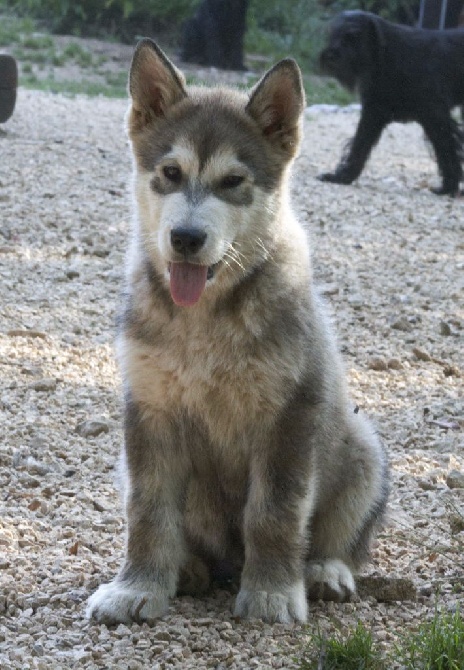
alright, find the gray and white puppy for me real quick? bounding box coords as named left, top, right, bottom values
left=86, top=39, right=388, bottom=625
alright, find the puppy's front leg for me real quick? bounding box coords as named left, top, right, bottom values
left=235, top=426, right=313, bottom=623
left=318, top=106, right=387, bottom=185
left=87, top=401, right=186, bottom=625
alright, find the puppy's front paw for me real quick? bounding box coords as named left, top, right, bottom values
left=86, top=581, right=169, bottom=625
left=234, top=581, right=307, bottom=623
left=306, top=559, right=355, bottom=602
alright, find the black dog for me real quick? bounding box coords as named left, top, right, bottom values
left=318, top=11, right=464, bottom=195
left=181, top=0, right=249, bottom=70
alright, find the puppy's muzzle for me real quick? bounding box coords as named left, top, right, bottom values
left=171, top=227, right=207, bottom=257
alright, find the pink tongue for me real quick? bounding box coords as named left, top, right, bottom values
left=169, top=262, right=208, bottom=307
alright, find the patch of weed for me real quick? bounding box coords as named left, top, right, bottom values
left=21, top=75, right=127, bottom=98
left=51, top=53, right=66, bottom=67
left=61, top=42, right=94, bottom=67
left=395, top=605, right=464, bottom=670
left=0, top=14, right=35, bottom=46
left=299, top=621, right=385, bottom=670
left=20, top=33, right=53, bottom=49
left=297, top=605, right=464, bottom=670
left=105, top=70, right=127, bottom=90
left=303, top=75, right=354, bottom=106
left=25, top=47, right=55, bottom=64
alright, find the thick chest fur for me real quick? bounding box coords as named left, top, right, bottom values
left=119, top=286, right=307, bottom=447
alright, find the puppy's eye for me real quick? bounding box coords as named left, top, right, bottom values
left=221, top=175, right=244, bottom=188
left=163, top=165, right=182, bottom=183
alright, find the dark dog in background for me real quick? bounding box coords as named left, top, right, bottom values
left=318, top=11, right=464, bottom=195
left=181, top=0, right=249, bottom=70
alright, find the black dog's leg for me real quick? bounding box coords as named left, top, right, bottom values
left=318, top=107, right=387, bottom=185
left=419, top=111, right=463, bottom=196
left=181, top=18, right=206, bottom=64
left=203, top=14, right=225, bottom=68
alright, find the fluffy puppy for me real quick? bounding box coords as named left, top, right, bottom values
left=318, top=10, right=464, bottom=195
left=86, top=39, right=388, bottom=625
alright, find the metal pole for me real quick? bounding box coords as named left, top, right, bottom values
left=418, top=0, right=426, bottom=27
left=418, top=0, right=449, bottom=29
left=439, top=0, right=449, bottom=28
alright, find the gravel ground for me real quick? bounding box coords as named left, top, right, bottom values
left=0, top=86, right=463, bottom=669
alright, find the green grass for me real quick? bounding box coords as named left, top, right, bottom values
left=0, top=13, right=120, bottom=97
left=21, top=73, right=127, bottom=98
left=303, top=76, right=354, bottom=107
left=20, top=33, right=53, bottom=49
left=299, top=621, right=385, bottom=670
left=61, top=41, right=95, bottom=67
left=297, top=606, right=464, bottom=670
left=0, top=14, right=35, bottom=45
left=397, top=605, right=464, bottom=670
left=245, top=1, right=328, bottom=69
left=104, top=70, right=127, bottom=90
left=13, top=45, right=54, bottom=64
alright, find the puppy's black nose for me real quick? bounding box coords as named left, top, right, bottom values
left=170, top=227, right=207, bottom=255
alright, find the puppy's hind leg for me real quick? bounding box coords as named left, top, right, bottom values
left=318, top=106, right=387, bottom=185
left=306, top=415, right=388, bottom=602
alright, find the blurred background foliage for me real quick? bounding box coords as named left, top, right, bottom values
left=2, top=0, right=420, bottom=65
left=0, top=0, right=421, bottom=101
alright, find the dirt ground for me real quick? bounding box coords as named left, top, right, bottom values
left=0, top=65, right=463, bottom=669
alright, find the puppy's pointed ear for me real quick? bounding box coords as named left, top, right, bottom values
left=246, top=59, right=305, bottom=157
left=128, top=39, right=187, bottom=134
